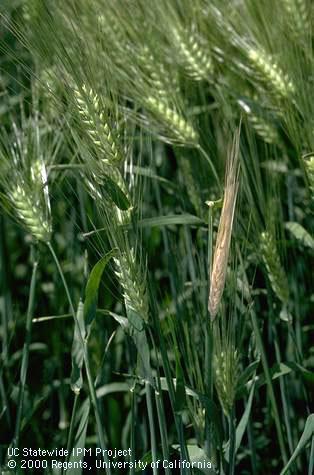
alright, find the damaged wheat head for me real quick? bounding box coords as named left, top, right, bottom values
left=208, top=129, right=240, bottom=320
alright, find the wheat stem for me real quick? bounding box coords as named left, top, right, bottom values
left=64, top=393, right=79, bottom=466
left=229, top=408, right=236, bottom=475
left=145, top=381, right=158, bottom=475
left=13, top=246, right=38, bottom=448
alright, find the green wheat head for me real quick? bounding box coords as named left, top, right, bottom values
left=114, top=249, right=149, bottom=322
left=74, top=85, right=122, bottom=164
left=214, top=344, right=240, bottom=417
left=260, top=231, right=289, bottom=305
left=172, top=25, right=213, bottom=82
left=247, top=47, right=295, bottom=100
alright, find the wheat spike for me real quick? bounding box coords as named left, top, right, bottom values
left=260, top=231, right=289, bottom=304
left=208, top=131, right=240, bottom=320
left=10, top=183, right=51, bottom=242
left=247, top=48, right=295, bottom=99
left=139, top=46, right=179, bottom=100
left=238, top=100, right=279, bottom=144
left=74, top=84, right=132, bottom=219
left=282, top=0, right=309, bottom=35
left=37, top=67, right=60, bottom=119
left=172, top=25, right=213, bottom=81
left=114, top=249, right=149, bottom=321
left=136, top=46, right=197, bottom=145
left=74, top=85, right=121, bottom=163
left=248, top=114, right=279, bottom=144
left=214, top=346, right=240, bottom=416
left=145, top=96, right=198, bottom=145
left=0, top=121, right=52, bottom=243
left=98, top=11, right=125, bottom=55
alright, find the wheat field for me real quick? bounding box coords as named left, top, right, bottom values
left=0, top=1, right=313, bottom=474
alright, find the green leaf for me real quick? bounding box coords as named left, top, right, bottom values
left=126, top=165, right=175, bottom=187
left=127, top=307, right=144, bottom=332
left=255, top=362, right=314, bottom=390
left=84, top=249, right=117, bottom=334
left=225, top=382, right=256, bottom=462
left=71, top=250, right=117, bottom=394
left=106, top=306, right=151, bottom=381
left=138, top=214, right=204, bottom=228
left=106, top=311, right=129, bottom=330
left=96, top=382, right=130, bottom=399
left=236, top=360, right=260, bottom=396
left=82, top=214, right=205, bottom=237
left=285, top=222, right=314, bottom=249
left=131, top=325, right=152, bottom=383
left=280, top=414, right=314, bottom=475
left=125, top=306, right=151, bottom=381
left=102, top=174, right=131, bottom=211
